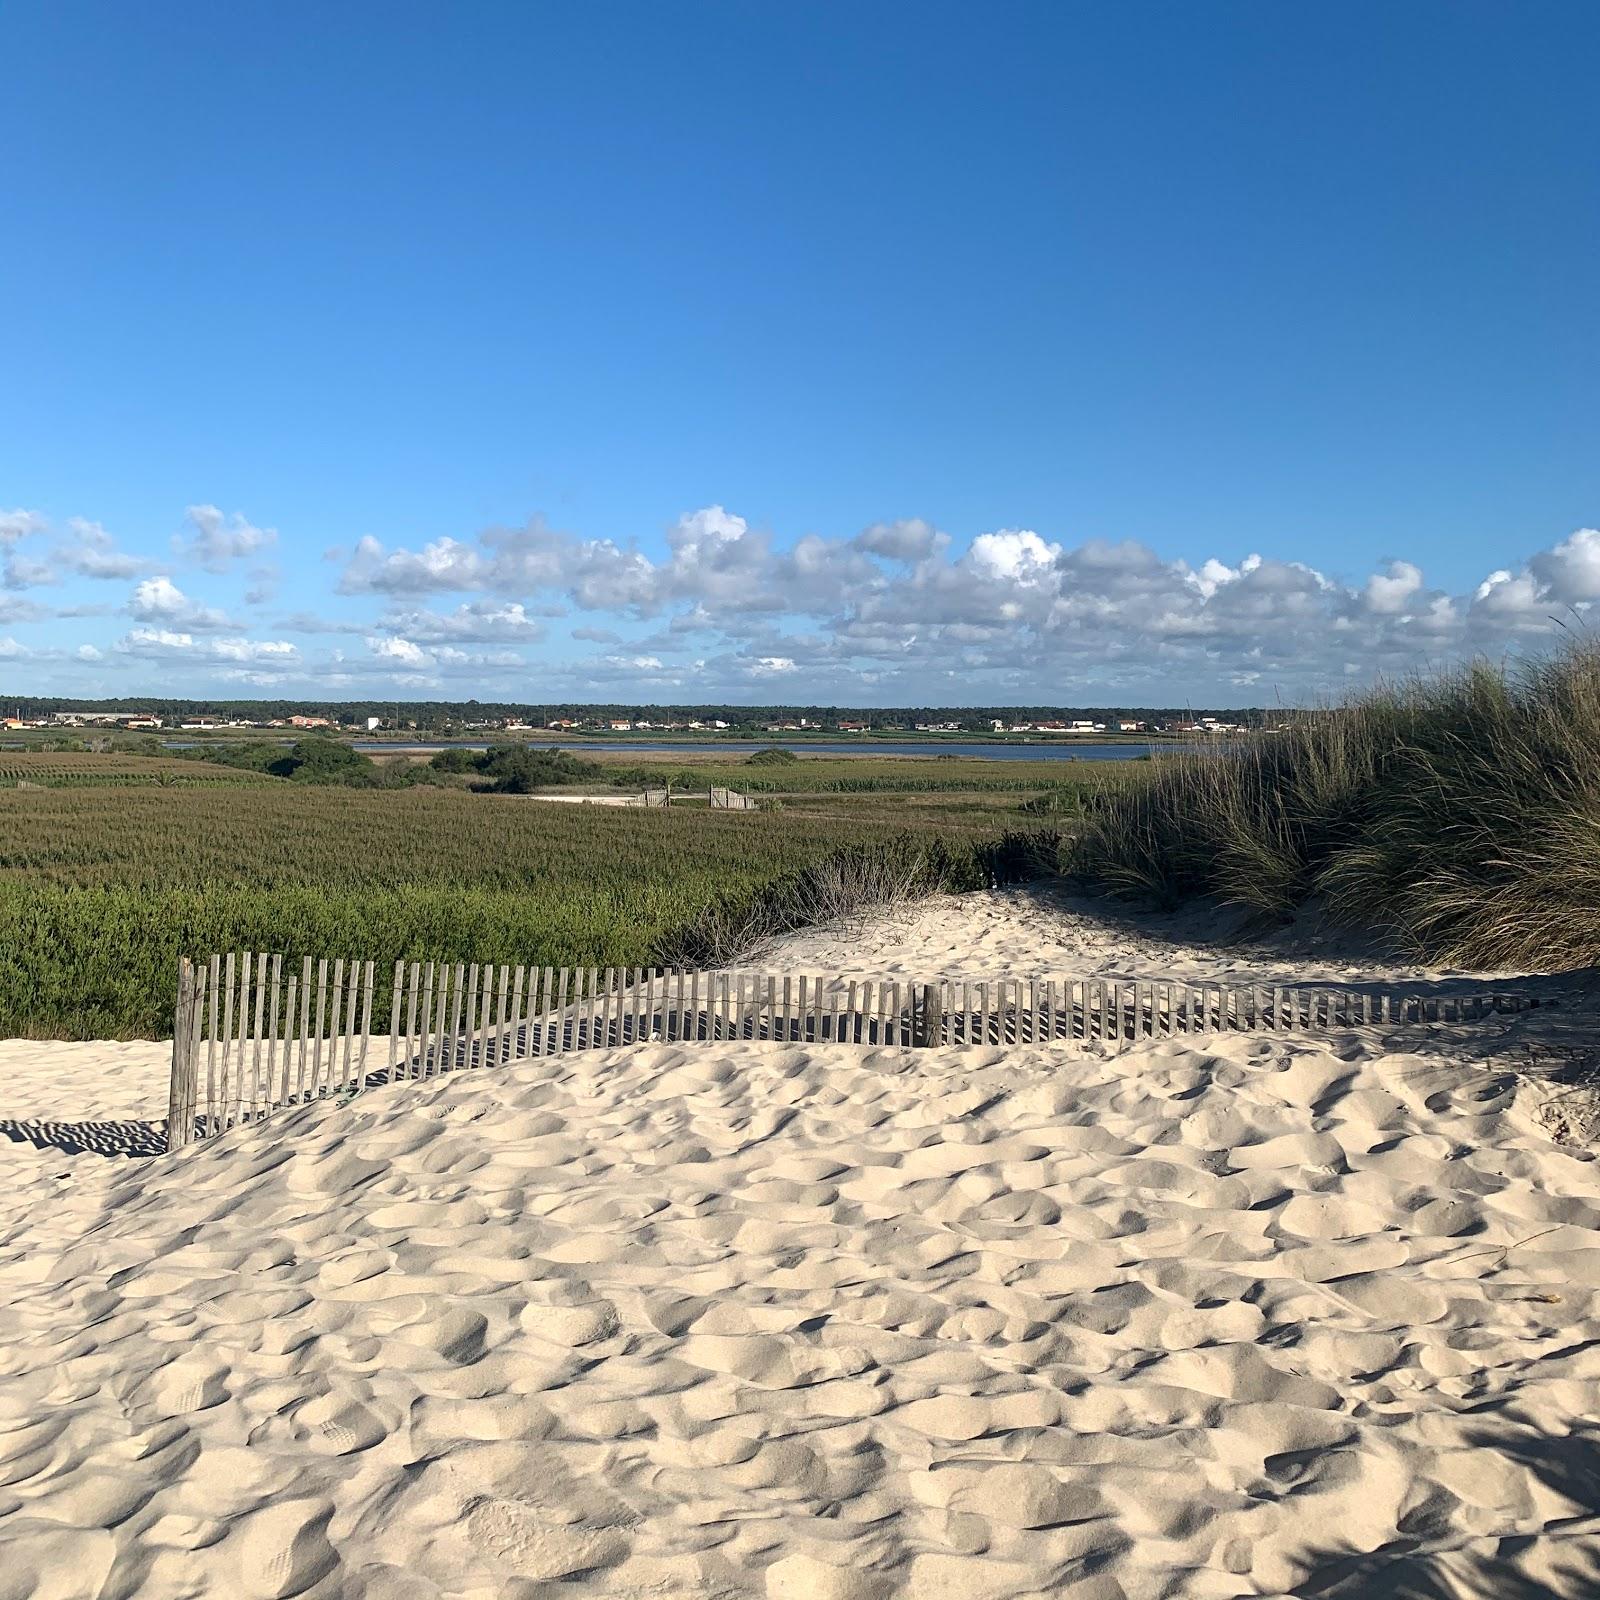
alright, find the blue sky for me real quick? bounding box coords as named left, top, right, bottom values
left=2, top=0, right=1596, bottom=704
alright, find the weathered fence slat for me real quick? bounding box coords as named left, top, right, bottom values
left=166, top=958, right=1542, bottom=1148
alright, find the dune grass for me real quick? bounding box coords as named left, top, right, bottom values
left=1070, top=638, right=1600, bottom=971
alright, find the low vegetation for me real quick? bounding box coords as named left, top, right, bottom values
left=426, top=744, right=605, bottom=792
left=0, top=753, right=269, bottom=788
left=594, top=755, right=1137, bottom=800
left=0, top=782, right=1061, bottom=1038
left=1071, top=637, right=1600, bottom=970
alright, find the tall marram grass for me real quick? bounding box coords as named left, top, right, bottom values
left=1071, top=638, right=1600, bottom=971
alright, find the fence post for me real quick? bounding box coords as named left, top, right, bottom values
left=166, top=957, right=201, bottom=1152
left=913, top=982, right=942, bottom=1047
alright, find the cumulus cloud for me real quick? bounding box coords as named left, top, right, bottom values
left=379, top=600, right=546, bottom=643
left=113, top=628, right=299, bottom=665
left=0, top=595, right=46, bottom=625
left=0, top=510, right=49, bottom=544
left=854, top=518, right=948, bottom=563
left=4, top=514, right=150, bottom=587
left=129, top=576, right=232, bottom=631
left=2, top=512, right=151, bottom=588
left=1528, top=527, right=1600, bottom=603
left=20, top=496, right=1600, bottom=701
left=368, top=636, right=433, bottom=669
left=1363, top=560, right=1426, bottom=615
left=966, top=529, right=1060, bottom=582
left=316, top=506, right=1600, bottom=698
left=363, top=634, right=529, bottom=684
left=175, top=505, right=278, bottom=571
left=62, top=519, right=147, bottom=580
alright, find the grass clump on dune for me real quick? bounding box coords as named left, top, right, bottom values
left=1071, top=637, right=1600, bottom=971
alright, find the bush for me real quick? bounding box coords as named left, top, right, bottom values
left=747, top=747, right=799, bottom=766
left=424, top=744, right=605, bottom=792
left=480, top=746, right=604, bottom=793
left=1070, top=638, right=1600, bottom=970
left=284, top=738, right=380, bottom=784
left=427, top=747, right=482, bottom=774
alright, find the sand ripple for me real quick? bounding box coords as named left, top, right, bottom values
left=2, top=1030, right=1599, bottom=1598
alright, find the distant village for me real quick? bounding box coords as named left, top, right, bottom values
left=5, top=708, right=1250, bottom=736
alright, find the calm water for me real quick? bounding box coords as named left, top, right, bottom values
left=346, top=739, right=1157, bottom=761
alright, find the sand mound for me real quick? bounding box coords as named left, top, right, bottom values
left=766, top=884, right=1511, bottom=987
left=4, top=1028, right=1599, bottom=1598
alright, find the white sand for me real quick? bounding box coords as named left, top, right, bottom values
left=3, top=890, right=1599, bottom=1599
left=765, top=883, right=1510, bottom=987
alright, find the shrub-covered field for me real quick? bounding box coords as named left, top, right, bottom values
left=588, top=753, right=1142, bottom=799
left=1072, top=639, right=1600, bottom=971
left=0, top=753, right=270, bottom=787
left=0, top=782, right=1063, bottom=1038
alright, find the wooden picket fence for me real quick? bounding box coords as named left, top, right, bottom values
left=165, top=954, right=1538, bottom=1151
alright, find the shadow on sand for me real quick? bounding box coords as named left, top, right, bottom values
left=1294, top=1415, right=1600, bottom=1599
left=1, top=1117, right=166, bottom=1158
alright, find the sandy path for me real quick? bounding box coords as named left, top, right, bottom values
left=766, top=883, right=1520, bottom=988
left=2, top=888, right=1597, bottom=1598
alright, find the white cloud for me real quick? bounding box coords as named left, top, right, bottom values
left=21, top=498, right=1600, bottom=701
left=966, top=529, right=1060, bottom=582
left=0, top=637, right=27, bottom=658
left=325, top=511, right=1600, bottom=698
left=129, top=576, right=231, bottom=631
left=5, top=515, right=150, bottom=587
left=175, top=505, right=278, bottom=571
left=363, top=634, right=529, bottom=680
left=0, top=510, right=49, bottom=544
left=1529, top=527, right=1600, bottom=603
left=670, top=505, right=747, bottom=548
left=1471, top=568, right=1542, bottom=619
left=854, top=518, right=947, bottom=563
left=1363, top=560, right=1425, bottom=615
left=340, top=534, right=489, bottom=594
left=1185, top=553, right=1263, bottom=600
left=0, top=596, right=46, bottom=625
left=114, top=628, right=299, bottom=664
left=63, top=519, right=146, bottom=580
left=367, top=636, right=433, bottom=668
left=380, top=600, right=546, bottom=642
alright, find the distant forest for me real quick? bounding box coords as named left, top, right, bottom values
left=0, top=694, right=1273, bottom=728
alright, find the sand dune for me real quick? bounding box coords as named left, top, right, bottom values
left=3, top=891, right=1599, bottom=1598
left=765, top=883, right=1515, bottom=988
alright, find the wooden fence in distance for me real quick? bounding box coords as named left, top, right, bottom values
left=616, top=785, right=754, bottom=809
left=166, top=954, right=1537, bottom=1151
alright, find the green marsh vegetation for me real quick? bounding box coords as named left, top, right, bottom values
left=0, top=755, right=1122, bottom=1037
